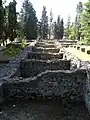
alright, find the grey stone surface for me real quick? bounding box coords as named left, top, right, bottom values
left=32, top=47, right=60, bottom=53
left=1, top=39, right=90, bottom=115
left=20, top=59, right=70, bottom=77
left=28, top=52, right=63, bottom=60
left=3, top=69, right=87, bottom=102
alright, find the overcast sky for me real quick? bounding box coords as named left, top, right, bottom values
left=6, top=0, right=87, bottom=24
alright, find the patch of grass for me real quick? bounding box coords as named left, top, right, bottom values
left=3, top=44, right=23, bottom=57
left=3, top=39, right=28, bottom=57
left=66, top=48, right=90, bottom=61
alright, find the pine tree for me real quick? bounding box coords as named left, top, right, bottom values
left=75, top=2, right=83, bottom=40
left=53, top=21, right=57, bottom=39
left=21, top=0, right=37, bottom=40
left=56, top=15, right=61, bottom=39
left=49, top=9, right=53, bottom=39
left=69, top=22, right=76, bottom=40
left=41, top=6, right=48, bottom=39
left=81, top=0, right=90, bottom=43
left=8, top=0, right=17, bottom=41
left=38, top=21, right=42, bottom=38
left=0, top=0, right=4, bottom=41
left=64, top=16, right=71, bottom=39
left=60, top=18, right=64, bottom=39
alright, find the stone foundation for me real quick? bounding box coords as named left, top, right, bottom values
left=2, top=69, right=86, bottom=102
left=32, top=47, right=60, bottom=53
left=28, top=52, right=63, bottom=60
left=20, top=59, right=70, bottom=78
left=0, top=39, right=90, bottom=114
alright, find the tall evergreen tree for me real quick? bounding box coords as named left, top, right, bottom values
left=21, top=0, right=37, bottom=40
left=53, top=21, right=57, bottom=39
left=69, top=22, right=76, bottom=40
left=41, top=6, right=48, bottom=39
left=38, top=21, right=42, bottom=38
left=49, top=9, right=53, bottom=39
left=54, top=15, right=64, bottom=40
left=56, top=15, right=61, bottom=39
left=0, top=0, right=4, bottom=41
left=81, top=0, right=90, bottom=43
left=60, top=18, right=64, bottom=39
left=75, top=2, right=83, bottom=40
left=8, top=0, right=17, bottom=42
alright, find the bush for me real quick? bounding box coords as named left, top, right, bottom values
left=81, top=48, right=85, bottom=52
left=22, top=39, right=27, bottom=49
left=74, top=45, right=76, bottom=48
left=87, top=50, right=90, bottom=54
left=3, top=44, right=22, bottom=57
left=77, top=46, right=80, bottom=50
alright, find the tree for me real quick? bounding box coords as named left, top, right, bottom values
left=64, top=15, right=71, bottom=39
left=37, top=21, right=42, bottom=38
left=80, top=0, right=90, bottom=43
left=49, top=9, right=53, bottom=39
left=20, top=0, right=37, bottom=40
left=69, top=22, right=76, bottom=40
left=53, top=21, right=57, bottom=39
left=0, top=0, right=4, bottom=43
left=8, top=0, right=17, bottom=42
left=41, top=6, right=48, bottom=39
left=53, top=16, right=64, bottom=40
left=75, top=2, right=83, bottom=40
left=60, top=18, right=64, bottom=39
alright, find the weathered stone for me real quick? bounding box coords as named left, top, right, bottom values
left=20, top=59, right=71, bottom=78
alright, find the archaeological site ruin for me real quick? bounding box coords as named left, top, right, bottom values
left=0, top=39, right=90, bottom=119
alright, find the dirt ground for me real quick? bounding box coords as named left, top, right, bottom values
left=0, top=100, right=90, bottom=120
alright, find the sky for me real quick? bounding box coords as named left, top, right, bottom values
left=6, top=0, right=87, bottom=24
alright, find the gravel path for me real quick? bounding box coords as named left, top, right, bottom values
left=0, top=100, right=90, bottom=120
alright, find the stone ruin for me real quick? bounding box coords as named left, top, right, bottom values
left=0, top=39, right=90, bottom=113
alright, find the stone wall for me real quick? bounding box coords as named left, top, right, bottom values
left=0, top=41, right=37, bottom=104
left=3, top=69, right=87, bottom=102
left=32, top=47, right=60, bottom=53
left=28, top=52, right=63, bottom=60
left=20, top=59, right=70, bottom=78
left=64, top=51, right=81, bottom=70
left=1, top=39, right=90, bottom=114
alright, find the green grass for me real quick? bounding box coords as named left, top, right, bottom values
left=3, top=44, right=23, bottom=57
left=66, top=47, right=90, bottom=61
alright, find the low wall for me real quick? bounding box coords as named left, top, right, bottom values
left=59, top=40, right=78, bottom=44
left=35, top=44, right=56, bottom=48
left=20, top=59, right=70, bottom=78
left=28, top=52, right=63, bottom=60
left=3, top=69, right=87, bottom=102
left=0, top=45, right=34, bottom=104
left=32, top=47, right=60, bottom=53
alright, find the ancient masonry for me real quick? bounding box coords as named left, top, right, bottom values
left=0, top=39, right=90, bottom=113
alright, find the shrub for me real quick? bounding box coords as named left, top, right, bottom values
left=87, top=50, right=90, bottom=54
left=22, top=39, right=27, bottom=49
left=81, top=48, right=85, bottom=52
left=77, top=46, right=80, bottom=50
